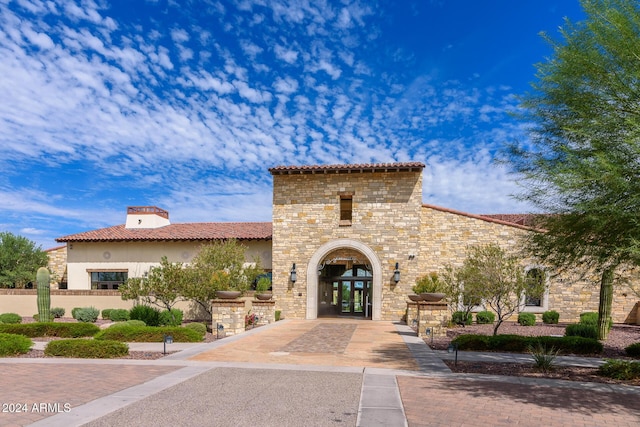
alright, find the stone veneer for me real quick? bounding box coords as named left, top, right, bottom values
left=46, top=245, right=67, bottom=289
left=271, top=168, right=424, bottom=320
left=211, top=299, right=246, bottom=336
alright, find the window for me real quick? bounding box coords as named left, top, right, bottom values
left=90, top=271, right=127, bottom=290
left=339, top=194, right=352, bottom=225
left=521, top=267, right=548, bottom=312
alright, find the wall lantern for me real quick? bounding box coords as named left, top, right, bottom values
left=393, top=262, right=400, bottom=283
left=290, top=263, right=297, bottom=283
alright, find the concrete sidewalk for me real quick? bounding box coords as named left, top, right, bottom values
left=1, top=320, right=638, bottom=427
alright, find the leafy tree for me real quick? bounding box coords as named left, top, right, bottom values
left=457, top=244, right=539, bottom=336
left=181, top=240, right=262, bottom=317
left=440, top=265, right=484, bottom=324
left=119, top=256, right=188, bottom=313
left=0, top=232, right=48, bottom=288
left=506, top=0, right=640, bottom=339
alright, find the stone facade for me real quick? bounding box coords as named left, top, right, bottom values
left=45, top=245, right=67, bottom=289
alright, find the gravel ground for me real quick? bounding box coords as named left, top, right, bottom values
left=426, top=322, right=640, bottom=358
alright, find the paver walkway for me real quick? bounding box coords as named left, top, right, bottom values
left=1, top=318, right=639, bottom=426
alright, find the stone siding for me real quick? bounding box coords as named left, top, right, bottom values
left=46, top=245, right=67, bottom=289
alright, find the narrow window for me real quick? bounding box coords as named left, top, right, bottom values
left=525, top=268, right=544, bottom=307
left=340, top=194, right=352, bottom=225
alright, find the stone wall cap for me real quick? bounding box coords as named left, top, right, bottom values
left=269, top=162, right=425, bottom=175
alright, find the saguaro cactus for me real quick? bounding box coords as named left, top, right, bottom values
left=36, top=267, right=51, bottom=322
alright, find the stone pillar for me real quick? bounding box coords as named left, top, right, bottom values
left=211, top=299, right=246, bottom=336
left=406, top=301, right=419, bottom=331
left=417, top=301, right=448, bottom=338
left=252, top=300, right=276, bottom=325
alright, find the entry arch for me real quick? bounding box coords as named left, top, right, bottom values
left=306, top=239, right=382, bottom=320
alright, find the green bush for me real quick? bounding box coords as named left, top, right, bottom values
left=75, top=307, right=99, bottom=323
left=94, top=325, right=203, bottom=342
left=542, top=310, right=559, bottom=324
left=275, top=310, right=281, bottom=321
left=598, top=359, right=640, bottom=380
left=565, top=323, right=598, bottom=339
left=517, top=312, right=536, bottom=326
left=528, top=342, right=559, bottom=373
left=130, top=305, right=161, bottom=327
left=184, top=322, right=207, bottom=337
left=159, top=309, right=183, bottom=327
left=579, top=312, right=598, bottom=326
left=101, top=309, right=113, bottom=320
left=452, top=334, right=602, bottom=355
left=452, top=311, right=472, bottom=326
left=625, top=342, right=640, bottom=358
left=475, top=311, right=495, bottom=324
left=44, top=339, right=129, bottom=358
left=71, top=307, right=82, bottom=320
left=0, top=322, right=100, bottom=338
left=0, top=333, right=33, bottom=356
left=0, top=313, right=22, bottom=324
left=51, top=307, right=65, bottom=318
left=109, top=309, right=130, bottom=322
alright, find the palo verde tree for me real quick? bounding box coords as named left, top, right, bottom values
left=0, top=232, right=48, bottom=288
left=456, top=244, right=539, bottom=336
left=181, top=239, right=262, bottom=317
left=505, top=0, right=640, bottom=339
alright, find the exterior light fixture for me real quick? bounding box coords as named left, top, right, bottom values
left=163, top=334, right=173, bottom=355
left=393, top=262, right=400, bottom=283
left=290, top=263, right=297, bottom=283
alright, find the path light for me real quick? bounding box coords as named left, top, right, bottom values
left=290, top=263, right=297, bottom=283
left=393, top=262, right=400, bottom=283
left=425, top=327, right=433, bottom=345
left=217, top=323, right=225, bottom=339
left=448, top=342, right=459, bottom=366
left=163, top=334, right=173, bottom=355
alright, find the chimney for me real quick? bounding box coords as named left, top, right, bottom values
left=125, top=206, right=170, bottom=229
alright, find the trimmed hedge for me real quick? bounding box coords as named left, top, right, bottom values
left=109, top=309, right=130, bottom=322
left=130, top=305, right=161, bottom=327
left=44, top=339, right=129, bottom=358
left=0, top=333, right=33, bottom=356
left=451, top=334, right=603, bottom=355
left=452, top=311, right=472, bottom=326
left=101, top=309, right=113, bottom=320
left=542, top=310, right=559, bottom=324
left=565, top=323, right=598, bottom=339
left=0, top=322, right=100, bottom=338
left=625, top=342, right=640, bottom=358
left=184, top=322, right=207, bottom=337
left=579, top=312, right=598, bottom=326
left=159, top=309, right=183, bottom=327
left=598, top=359, right=640, bottom=380
left=517, top=312, right=536, bottom=326
left=0, top=313, right=22, bottom=324
left=475, top=311, right=495, bottom=324
left=94, top=326, right=203, bottom=342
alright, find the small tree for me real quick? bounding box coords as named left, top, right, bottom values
left=119, top=256, right=188, bottom=313
left=0, top=232, right=48, bottom=288
left=441, top=265, right=485, bottom=324
left=181, top=240, right=262, bottom=317
left=458, top=244, right=543, bottom=335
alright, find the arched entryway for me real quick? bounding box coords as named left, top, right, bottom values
left=306, top=239, right=382, bottom=320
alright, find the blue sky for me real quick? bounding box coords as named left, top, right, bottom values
left=0, top=0, right=586, bottom=250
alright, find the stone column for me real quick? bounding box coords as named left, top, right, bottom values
left=211, top=299, right=246, bottom=336
left=251, top=300, right=276, bottom=325
left=417, top=301, right=448, bottom=338
left=406, top=301, right=419, bottom=331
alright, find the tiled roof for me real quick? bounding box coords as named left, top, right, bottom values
left=56, top=222, right=273, bottom=243
left=269, top=162, right=425, bottom=175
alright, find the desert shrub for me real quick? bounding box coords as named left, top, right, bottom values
left=452, top=311, right=472, bottom=326
left=74, top=307, right=99, bottom=323
left=528, top=342, right=559, bottom=373
left=184, top=322, right=207, bottom=337
left=598, top=359, right=640, bottom=380
left=579, top=312, right=598, bottom=325
left=475, top=311, right=495, bottom=324
left=0, top=322, right=99, bottom=338
left=452, top=334, right=602, bottom=355
left=0, top=333, right=33, bottom=356
left=129, top=305, right=161, bottom=327
left=517, top=312, right=536, bottom=326
left=542, top=310, right=559, bottom=324
left=109, top=309, right=130, bottom=322
left=275, top=310, right=281, bottom=321
left=625, top=342, right=640, bottom=358
left=71, top=307, right=82, bottom=320
left=51, top=307, right=65, bottom=318
left=451, top=334, right=490, bottom=351
left=44, top=339, right=128, bottom=358
left=94, top=326, right=203, bottom=342
left=159, top=309, right=183, bottom=327
left=565, top=323, right=598, bottom=339
left=101, top=309, right=113, bottom=320
left=0, top=313, right=22, bottom=324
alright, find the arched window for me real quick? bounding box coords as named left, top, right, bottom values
left=524, top=268, right=545, bottom=307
